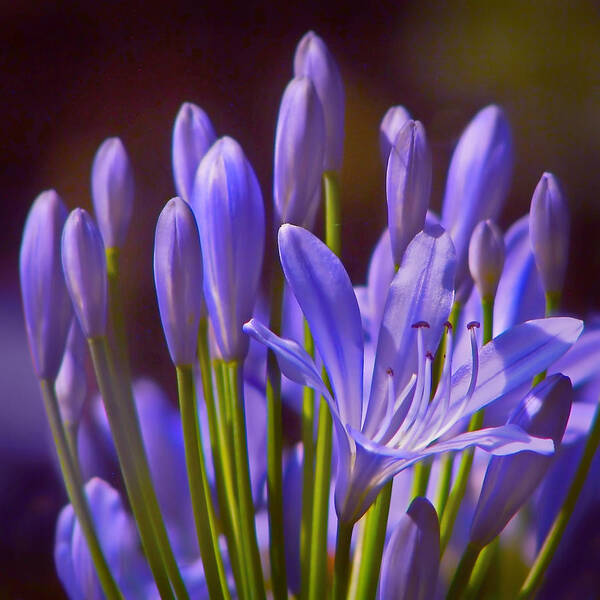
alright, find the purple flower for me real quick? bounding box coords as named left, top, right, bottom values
left=379, top=105, right=411, bottom=166
left=244, top=224, right=582, bottom=523
left=20, top=190, right=72, bottom=380
left=386, top=120, right=432, bottom=265
left=379, top=497, right=440, bottom=600
left=529, top=172, right=570, bottom=294
left=91, top=138, right=134, bottom=249
left=154, top=197, right=204, bottom=366
left=172, top=102, right=217, bottom=205
left=294, top=31, right=344, bottom=171
left=441, top=105, right=513, bottom=302
left=468, top=219, right=505, bottom=300
left=191, top=136, right=265, bottom=361
left=273, top=76, right=326, bottom=227
left=61, top=209, right=108, bottom=338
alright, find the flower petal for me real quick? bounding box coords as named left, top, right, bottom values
left=278, top=224, right=363, bottom=429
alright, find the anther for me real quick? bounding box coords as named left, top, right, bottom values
left=425, top=351, right=434, bottom=361
left=412, top=320, right=430, bottom=329
left=467, top=321, right=481, bottom=330
left=386, top=367, right=394, bottom=376
left=444, top=321, right=453, bottom=332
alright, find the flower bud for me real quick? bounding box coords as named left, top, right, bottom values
left=274, top=76, right=326, bottom=227
left=386, top=120, right=432, bottom=265
left=379, top=105, right=411, bottom=166
left=379, top=497, right=440, bottom=600
left=61, top=209, right=108, bottom=338
left=529, top=172, right=570, bottom=294
left=191, top=136, right=265, bottom=360
left=470, top=374, right=573, bottom=548
left=55, top=318, right=88, bottom=425
left=441, top=105, right=513, bottom=301
left=91, top=138, right=134, bottom=249
left=468, top=219, right=505, bottom=300
left=20, top=190, right=73, bottom=380
left=294, top=31, right=344, bottom=171
left=172, top=102, right=217, bottom=205
left=154, top=197, right=204, bottom=366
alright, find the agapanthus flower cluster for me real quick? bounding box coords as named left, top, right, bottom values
left=19, top=30, right=600, bottom=600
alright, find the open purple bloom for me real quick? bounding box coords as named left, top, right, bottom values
left=20, top=190, right=72, bottom=380
left=244, top=224, right=582, bottom=523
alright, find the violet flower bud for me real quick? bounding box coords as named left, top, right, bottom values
left=191, top=136, right=265, bottom=361
left=154, top=197, right=204, bottom=366
left=529, top=172, right=570, bottom=294
left=379, top=105, right=411, bottom=166
left=294, top=31, right=344, bottom=171
left=386, top=120, right=432, bottom=265
left=20, top=190, right=72, bottom=380
left=274, top=76, right=326, bottom=228
left=91, top=138, right=134, bottom=249
left=379, top=497, right=440, bottom=600
left=172, top=102, right=217, bottom=205
left=468, top=219, right=505, bottom=300
left=61, top=209, right=108, bottom=338
left=441, top=105, right=513, bottom=302
left=470, top=373, right=573, bottom=548
left=55, top=318, right=88, bottom=425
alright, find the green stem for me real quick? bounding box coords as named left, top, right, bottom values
left=40, top=380, right=124, bottom=600
left=518, top=402, right=600, bottom=599
left=323, top=170, right=341, bottom=256
left=466, top=538, right=498, bottom=599
left=176, top=365, right=230, bottom=600
left=64, top=420, right=80, bottom=476
left=481, top=297, right=494, bottom=345
left=446, top=542, right=481, bottom=600
left=332, top=520, right=354, bottom=600
left=411, top=460, right=432, bottom=499
left=300, top=321, right=315, bottom=600
left=198, top=323, right=247, bottom=598
left=266, top=267, right=287, bottom=599
left=227, top=361, right=266, bottom=599
left=353, top=481, right=393, bottom=600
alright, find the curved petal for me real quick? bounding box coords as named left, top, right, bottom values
left=363, top=226, right=456, bottom=438
left=366, top=228, right=394, bottom=345
left=278, top=224, right=363, bottom=429
left=549, top=325, right=600, bottom=387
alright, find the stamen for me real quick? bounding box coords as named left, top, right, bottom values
left=467, top=321, right=481, bottom=330
left=412, top=321, right=430, bottom=329
left=456, top=323, right=480, bottom=419
left=401, top=350, right=434, bottom=448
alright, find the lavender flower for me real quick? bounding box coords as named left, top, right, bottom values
left=172, top=102, right=217, bottom=205
left=154, top=197, right=204, bottom=366
left=61, top=209, right=108, bottom=339
left=379, top=105, right=411, bottom=166
left=273, top=76, right=326, bottom=227
left=191, top=136, right=265, bottom=361
left=245, top=224, right=582, bottom=523
left=91, top=138, right=134, bottom=249
left=468, top=219, right=505, bottom=300
left=294, top=31, right=344, bottom=171
left=20, top=190, right=72, bottom=380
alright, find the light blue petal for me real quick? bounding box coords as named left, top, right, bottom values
left=549, top=325, right=600, bottom=387
left=278, top=224, right=363, bottom=429
left=366, top=228, right=394, bottom=345
left=363, top=226, right=456, bottom=438
left=55, top=505, right=83, bottom=600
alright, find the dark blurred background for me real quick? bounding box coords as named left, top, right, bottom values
left=2, top=1, right=600, bottom=596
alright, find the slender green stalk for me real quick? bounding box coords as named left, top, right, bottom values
left=63, top=420, right=80, bottom=476
left=411, top=460, right=432, bottom=499
left=466, top=538, right=498, bottom=599
left=440, top=298, right=493, bottom=553
left=332, top=520, right=354, bottom=600
left=518, top=402, right=600, bottom=599
left=300, top=321, right=316, bottom=600
left=40, top=380, right=124, bottom=600
left=88, top=336, right=186, bottom=600
left=446, top=542, right=481, bottom=600
left=227, top=361, right=266, bottom=599
left=266, top=266, right=287, bottom=599
left=323, top=170, right=341, bottom=256
left=353, top=481, right=393, bottom=600
left=198, top=323, right=247, bottom=598
left=176, top=365, right=230, bottom=600
left=347, top=518, right=366, bottom=600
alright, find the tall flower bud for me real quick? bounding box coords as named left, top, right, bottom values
left=294, top=31, right=344, bottom=171
left=441, top=105, right=513, bottom=301
left=529, top=172, right=570, bottom=294
left=468, top=219, right=505, bottom=300
left=91, top=138, right=134, bottom=249
left=273, top=76, right=326, bottom=227
left=55, top=318, right=88, bottom=425
left=379, top=105, right=411, bottom=166
left=154, top=197, right=204, bottom=366
left=172, top=102, right=217, bottom=205
left=379, top=497, right=440, bottom=600
left=470, top=374, right=572, bottom=548
left=386, top=120, right=432, bottom=265
left=192, top=137, right=265, bottom=361
left=61, top=209, right=108, bottom=338
left=20, top=190, right=72, bottom=380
